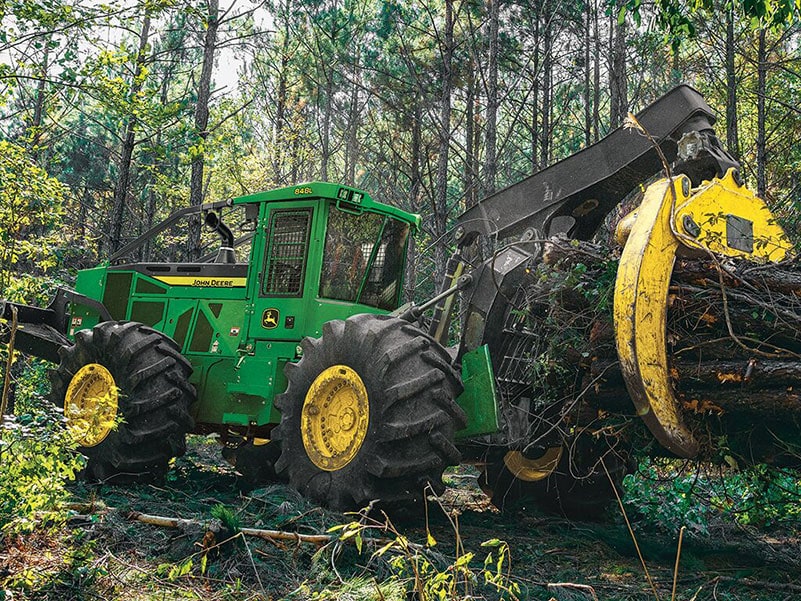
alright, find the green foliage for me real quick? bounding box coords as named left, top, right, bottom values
left=0, top=376, right=84, bottom=535
left=622, top=0, right=801, bottom=50
left=323, top=508, right=521, bottom=600
left=0, top=140, right=66, bottom=293
left=623, top=458, right=801, bottom=535
left=623, top=458, right=712, bottom=535
left=210, top=502, right=241, bottom=533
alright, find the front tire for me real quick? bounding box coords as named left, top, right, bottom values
left=49, top=321, right=195, bottom=481
left=273, top=314, right=466, bottom=511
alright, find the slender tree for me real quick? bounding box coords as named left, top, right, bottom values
left=187, top=0, right=220, bottom=260
left=110, top=12, right=151, bottom=254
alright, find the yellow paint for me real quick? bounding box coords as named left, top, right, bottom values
left=301, top=365, right=369, bottom=471
left=502, top=447, right=562, bottom=482
left=64, top=363, right=118, bottom=447
left=152, top=276, right=247, bottom=287
left=673, top=169, right=792, bottom=262
left=614, top=177, right=699, bottom=458
left=614, top=170, right=792, bottom=458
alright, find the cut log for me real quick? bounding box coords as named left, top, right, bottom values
left=498, top=237, right=801, bottom=466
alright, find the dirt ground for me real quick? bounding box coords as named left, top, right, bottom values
left=5, top=435, right=801, bottom=601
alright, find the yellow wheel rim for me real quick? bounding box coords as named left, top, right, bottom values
left=503, top=447, right=563, bottom=482
left=64, top=363, right=119, bottom=447
left=301, top=365, right=369, bottom=471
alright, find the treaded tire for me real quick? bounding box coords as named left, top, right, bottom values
left=273, top=314, right=466, bottom=511
left=49, top=321, right=195, bottom=481
left=482, top=438, right=629, bottom=520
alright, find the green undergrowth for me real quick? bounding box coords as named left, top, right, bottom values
left=623, top=457, right=801, bottom=536
left=0, top=362, right=84, bottom=536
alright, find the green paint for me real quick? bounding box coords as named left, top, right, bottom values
left=456, top=345, right=500, bottom=439
left=69, top=183, right=422, bottom=435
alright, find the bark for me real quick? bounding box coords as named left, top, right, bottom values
left=526, top=236, right=801, bottom=465
left=482, top=0, right=500, bottom=197
left=404, top=105, right=422, bottom=303
left=725, top=6, right=740, bottom=160
left=188, top=0, right=220, bottom=260
left=320, top=76, right=333, bottom=182
left=583, top=3, right=591, bottom=146
left=31, top=40, right=50, bottom=163
left=609, top=5, right=627, bottom=129
left=433, top=0, right=454, bottom=280
left=143, top=75, right=171, bottom=262
left=756, top=27, right=767, bottom=198
left=530, top=6, right=540, bottom=173
left=592, top=0, right=600, bottom=141
left=464, top=58, right=477, bottom=208
left=540, top=4, right=552, bottom=166
left=344, top=50, right=361, bottom=186
left=273, top=1, right=291, bottom=183
left=110, top=13, right=151, bottom=255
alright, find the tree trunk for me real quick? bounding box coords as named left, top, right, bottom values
left=187, top=0, right=220, bottom=260
left=609, top=5, right=627, bottom=129
left=464, top=58, right=477, bottom=208
left=756, top=27, right=767, bottom=198
left=319, top=73, right=333, bottom=183
left=482, top=0, right=500, bottom=197
left=405, top=105, right=422, bottom=303
left=110, top=13, right=151, bottom=255
left=540, top=5, right=551, bottom=166
left=592, top=0, right=601, bottom=141
left=725, top=6, right=740, bottom=160
left=345, top=51, right=360, bottom=186
left=516, top=236, right=801, bottom=465
left=433, top=0, right=454, bottom=281
left=273, top=48, right=289, bottom=184
left=583, top=2, right=591, bottom=146
left=31, top=40, right=50, bottom=163
left=273, top=2, right=291, bottom=184
left=531, top=6, right=540, bottom=173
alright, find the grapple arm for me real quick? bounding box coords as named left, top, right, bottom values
left=613, top=170, right=792, bottom=457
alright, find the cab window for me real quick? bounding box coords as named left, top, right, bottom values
left=320, top=207, right=410, bottom=310
left=262, top=209, right=311, bottom=297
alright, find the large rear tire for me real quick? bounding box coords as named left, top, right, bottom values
left=49, top=321, right=195, bottom=481
left=273, top=314, right=466, bottom=511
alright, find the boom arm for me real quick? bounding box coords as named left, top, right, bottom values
left=430, top=85, right=738, bottom=346
left=454, top=84, right=738, bottom=247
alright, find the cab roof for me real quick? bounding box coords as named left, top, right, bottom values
left=233, top=182, right=421, bottom=230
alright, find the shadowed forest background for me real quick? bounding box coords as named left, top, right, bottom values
left=2, top=0, right=800, bottom=304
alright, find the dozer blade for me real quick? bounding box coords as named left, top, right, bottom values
left=613, top=170, right=792, bottom=458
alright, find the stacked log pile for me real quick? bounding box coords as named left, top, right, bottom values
left=519, top=236, right=801, bottom=466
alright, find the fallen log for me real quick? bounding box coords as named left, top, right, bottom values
left=501, top=237, right=801, bottom=465
left=129, top=511, right=333, bottom=546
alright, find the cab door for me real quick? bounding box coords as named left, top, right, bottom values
left=245, top=201, right=321, bottom=342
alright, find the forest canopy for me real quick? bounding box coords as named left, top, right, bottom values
left=1, top=0, right=800, bottom=295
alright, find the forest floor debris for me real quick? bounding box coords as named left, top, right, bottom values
left=2, top=435, right=801, bottom=600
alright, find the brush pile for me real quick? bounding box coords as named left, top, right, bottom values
left=511, top=235, right=801, bottom=466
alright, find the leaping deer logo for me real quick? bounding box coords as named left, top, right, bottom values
left=262, top=308, right=280, bottom=329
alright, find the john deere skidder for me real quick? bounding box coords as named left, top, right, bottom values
left=1, top=85, right=795, bottom=513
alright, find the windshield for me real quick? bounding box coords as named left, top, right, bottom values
left=319, top=206, right=410, bottom=310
